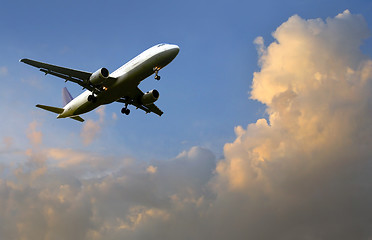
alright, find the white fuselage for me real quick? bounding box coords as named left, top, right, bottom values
left=58, top=44, right=179, bottom=119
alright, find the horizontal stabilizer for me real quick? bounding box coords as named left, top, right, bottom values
left=70, top=116, right=85, bottom=122
left=36, top=104, right=64, bottom=114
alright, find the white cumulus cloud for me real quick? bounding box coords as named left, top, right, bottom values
left=211, top=9, right=372, bottom=239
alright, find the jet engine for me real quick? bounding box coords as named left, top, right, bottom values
left=89, top=68, right=109, bottom=85
left=141, top=90, right=159, bottom=105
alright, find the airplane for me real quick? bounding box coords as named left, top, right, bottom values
left=20, top=43, right=180, bottom=122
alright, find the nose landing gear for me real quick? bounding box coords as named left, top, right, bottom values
left=153, top=67, right=161, bottom=80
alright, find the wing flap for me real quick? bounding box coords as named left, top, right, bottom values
left=20, top=58, right=91, bottom=81
left=142, top=103, right=163, bottom=116
left=39, top=68, right=95, bottom=91
left=21, top=58, right=117, bottom=92
left=130, top=102, right=163, bottom=116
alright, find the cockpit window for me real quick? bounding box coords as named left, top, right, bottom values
left=157, top=43, right=165, bottom=47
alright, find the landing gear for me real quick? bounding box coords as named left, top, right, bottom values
left=121, top=102, right=130, bottom=115
left=121, top=107, right=130, bottom=115
left=87, top=94, right=97, bottom=103
left=153, top=67, right=161, bottom=80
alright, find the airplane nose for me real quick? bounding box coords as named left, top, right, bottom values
left=170, top=44, right=180, bottom=56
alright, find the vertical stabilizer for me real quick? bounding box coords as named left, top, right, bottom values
left=62, top=87, right=73, bottom=106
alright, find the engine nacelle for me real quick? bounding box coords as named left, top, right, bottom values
left=89, top=68, right=109, bottom=85
left=141, top=89, right=159, bottom=105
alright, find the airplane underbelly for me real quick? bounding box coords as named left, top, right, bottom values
left=116, top=54, right=171, bottom=86
left=106, top=64, right=155, bottom=99
left=74, top=102, right=97, bottom=115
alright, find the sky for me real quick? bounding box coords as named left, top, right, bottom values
left=1, top=0, right=372, bottom=239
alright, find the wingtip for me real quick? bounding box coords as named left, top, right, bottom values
left=19, top=58, right=27, bottom=63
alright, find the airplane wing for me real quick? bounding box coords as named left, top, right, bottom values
left=20, top=58, right=116, bottom=92
left=116, top=88, right=164, bottom=116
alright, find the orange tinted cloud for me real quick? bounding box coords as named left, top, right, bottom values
left=80, top=107, right=105, bottom=145
left=27, top=121, right=42, bottom=146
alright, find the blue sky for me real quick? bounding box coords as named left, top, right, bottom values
left=2, top=0, right=370, bottom=160
left=1, top=1, right=372, bottom=239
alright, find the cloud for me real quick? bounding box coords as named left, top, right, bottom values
left=45, top=148, right=134, bottom=178
left=211, top=9, right=372, bottom=239
left=27, top=121, right=42, bottom=146
left=0, top=144, right=216, bottom=240
left=146, top=165, right=157, bottom=174
left=2, top=137, right=13, bottom=150
left=112, top=112, right=118, bottom=121
left=1, top=10, right=372, bottom=240
left=0, top=66, right=8, bottom=76
left=80, top=106, right=105, bottom=145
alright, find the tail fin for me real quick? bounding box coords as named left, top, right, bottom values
left=62, top=87, right=73, bottom=106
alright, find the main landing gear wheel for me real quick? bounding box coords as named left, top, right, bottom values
left=87, top=94, right=97, bottom=103
left=121, top=107, right=130, bottom=115
left=155, top=75, right=161, bottom=80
